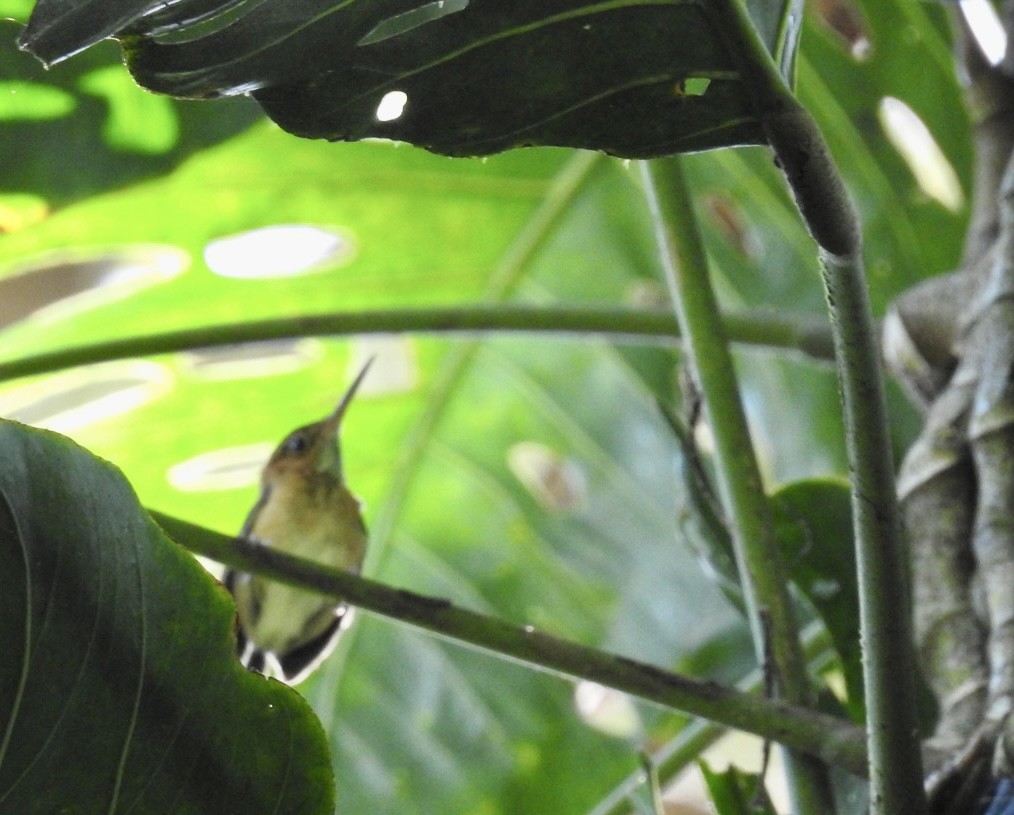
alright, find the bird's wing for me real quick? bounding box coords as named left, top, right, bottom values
left=238, top=485, right=271, bottom=541
left=277, top=605, right=353, bottom=684
left=224, top=486, right=273, bottom=660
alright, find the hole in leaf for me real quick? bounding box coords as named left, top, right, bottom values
left=683, top=77, right=711, bottom=97
left=960, top=0, right=1007, bottom=66
left=180, top=339, right=324, bottom=381
left=375, top=90, right=408, bottom=123
left=812, top=0, right=872, bottom=60
left=507, top=441, right=586, bottom=512
left=0, top=246, right=187, bottom=330
left=168, top=443, right=274, bottom=492
left=358, top=0, right=470, bottom=46
left=0, top=361, right=172, bottom=432
left=878, top=97, right=964, bottom=212
left=574, top=681, right=642, bottom=740
left=204, top=225, right=354, bottom=279
left=349, top=336, right=418, bottom=396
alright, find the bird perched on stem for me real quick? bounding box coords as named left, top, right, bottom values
left=224, top=359, right=373, bottom=684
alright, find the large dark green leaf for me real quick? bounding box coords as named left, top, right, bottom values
left=0, top=420, right=334, bottom=814
left=0, top=15, right=259, bottom=208
left=19, top=0, right=803, bottom=156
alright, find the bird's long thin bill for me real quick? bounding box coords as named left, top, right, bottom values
left=322, top=357, right=375, bottom=434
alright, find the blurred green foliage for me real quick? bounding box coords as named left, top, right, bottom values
left=0, top=0, right=968, bottom=812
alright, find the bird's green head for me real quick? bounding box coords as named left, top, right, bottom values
left=264, top=357, right=374, bottom=483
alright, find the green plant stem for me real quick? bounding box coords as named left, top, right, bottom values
left=0, top=305, right=834, bottom=383
left=641, top=157, right=831, bottom=812
left=707, top=1, right=927, bottom=812
left=588, top=622, right=836, bottom=815
left=708, top=0, right=858, bottom=258
left=639, top=752, right=666, bottom=815
left=821, top=252, right=926, bottom=811
left=312, top=150, right=609, bottom=709
left=640, top=156, right=832, bottom=814
left=151, top=510, right=868, bottom=776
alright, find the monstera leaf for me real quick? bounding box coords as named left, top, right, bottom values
left=20, top=0, right=803, bottom=156
left=0, top=420, right=334, bottom=814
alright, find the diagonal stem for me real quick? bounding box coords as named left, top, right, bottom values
left=640, top=156, right=832, bottom=814
left=707, top=0, right=927, bottom=811
left=151, top=509, right=869, bottom=776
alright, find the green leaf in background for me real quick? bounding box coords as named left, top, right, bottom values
left=0, top=420, right=334, bottom=814
left=799, top=0, right=970, bottom=310
left=699, top=760, right=778, bottom=815
left=678, top=0, right=967, bottom=485
left=0, top=0, right=975, bottom=810
left=20, top=0, right=805, bottom=157
left=0, top=17, right=261, bottom=213
left=772, top=479, right=864, bottom=720
left=0, top=119, right=743, bottom=811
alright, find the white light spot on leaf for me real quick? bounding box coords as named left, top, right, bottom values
left=375, top=91, right=408, bottom=123
left=348, top=336, right=418, bottom=396
left=179, top=339, right=324, bottom=381
left=507, top=441, right=586, bottom=512
left=0, top=361, right=172, bottom=432
left=878, top=97, right=964, bottom=212
left=204, top=225, right=354, bottom=279
left=0, top=246, right=187, bottom=330
left=810, top=578, right=841, bottom=599
left=961, top=0, right=1007, bottom=66
left=168, top=443, right=275, bottom=493
left=574, top=681, right=642, bottom=740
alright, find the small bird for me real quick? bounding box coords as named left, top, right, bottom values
left=224, top=359, right=373, bottom=684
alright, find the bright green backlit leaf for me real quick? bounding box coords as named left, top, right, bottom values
left=78, top=65, right=180, bottom=154
left=0, top=80, right=75, bottom=120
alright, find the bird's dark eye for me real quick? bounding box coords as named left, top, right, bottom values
left=281, top=432, right=309, bottom=456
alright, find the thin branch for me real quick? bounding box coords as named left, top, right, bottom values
left=0, top=305, right=834, bottom=383
left=822, top=251, right=929, bottom=814
left=706, top=1, right=927, bottom=812
left=640, top=156, right=833, bottom=814
left=150, top=510, right=869, bottom=777
left=587, top=622, right=836, bottom=815
left=364, top=150, right=607, bottom=576
left=707, top=0, right=858, bottom=258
